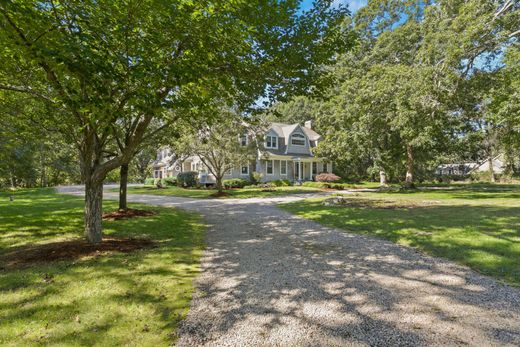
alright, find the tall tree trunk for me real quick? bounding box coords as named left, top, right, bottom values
left=404, top=145, right=414, bottom=188
left=488, top=154, right=496, bottom=183
left=84, top=178, right=103, bottom=243
left=216, top=175, right=224, bottom=192
left=379, top=170, right=387, bottom=187
left=119, top=163, right=129, bottom=211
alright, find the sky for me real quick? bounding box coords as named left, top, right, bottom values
left=300, top=0, right=368, bottom=13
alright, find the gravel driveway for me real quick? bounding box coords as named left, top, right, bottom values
left=58, top=186, right=520, bottom=346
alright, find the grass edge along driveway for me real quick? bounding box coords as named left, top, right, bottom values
left=0, top=188, right=205, bottom=346
left=279, top=188, right=520, bottom=287
left=118, top=185, right=323, bottom=199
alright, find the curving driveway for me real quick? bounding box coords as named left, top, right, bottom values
left=58, top=186, right=520, bottom=346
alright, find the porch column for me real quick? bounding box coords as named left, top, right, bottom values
left=309, top=161, right=313, bottom=181
left=299, top=161, right=302, bottom=181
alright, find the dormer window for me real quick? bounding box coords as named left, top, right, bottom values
left=240, top=134, right=248, bottom=146
left=266, top=135, right=278, bottom=149
left=291, top=133, right=306, bottom=146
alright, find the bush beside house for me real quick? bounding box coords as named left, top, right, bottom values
left=223, top=178, right=250, bottom=188
left=177, top=171, right=198, bottom=188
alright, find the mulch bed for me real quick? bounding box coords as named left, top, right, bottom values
left=103, top=208, right=157, bottom=220
left=0, top=237, right=155, bottom=270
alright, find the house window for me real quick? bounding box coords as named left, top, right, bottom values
left=312, top=162, right=317, bottom=175
left=280, top=160, right=287, bottom=175
left=241, top=165, right=249, bottom=175
left=291, top=133, right=305, bottom=146
left=323, top=163, right=328, bottom=173
left=266, top=160, right=274, bottom=175
left=240, top=134, right=248, bottom=146
left=266, top=135, right=278, bottom=149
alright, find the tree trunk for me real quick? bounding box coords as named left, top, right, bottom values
left=488, top=154, right=496, bottom=183
left=85, top=179, right=103, bottom=243
left=216, top=175, right=224, bottom=192
left=404, top=145, right=414, bottom=188
left=119, top=163, right=129, bottom=211
left=379, top=170, right=387, bottom=187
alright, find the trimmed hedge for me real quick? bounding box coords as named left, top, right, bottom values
left=223, top=178, right=249, bottom=189
left=177, top=171, right=198, bottom=187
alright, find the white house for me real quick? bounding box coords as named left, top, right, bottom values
left=152, top=121, right=331, bottom=184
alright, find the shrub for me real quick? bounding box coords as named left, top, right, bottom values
left=250, top=171, right=263, bottom=184
left=315, top=173, right=341, bottom=182
left=271, top=179, right=291, bottom=187
left=223, top=178, right=249, bottom=189
left=329, top=183, right=345, bottom=190
left=302, top=181, right=328, bottom=189
left=161, top=177, right=177, bottom=186
left=177, top=171, right=198, bottom=187
left=144, top=178, right=155, bottom=186
left=154, top=178, right=163, bottom=188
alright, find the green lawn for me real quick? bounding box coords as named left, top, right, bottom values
left=0, top=188, right=205, bottom=346
left=280, top=186, right=520, bottom=287
left=119, top=185, right=322, bottom=199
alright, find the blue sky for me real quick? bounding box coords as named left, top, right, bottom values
left=301, top=0, right=368, bottom=13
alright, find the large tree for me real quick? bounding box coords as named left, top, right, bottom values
left=1, top=0, right=350, bottom=242
left=316, top=0, right=518, bottom=186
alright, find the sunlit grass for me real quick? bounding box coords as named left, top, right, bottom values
left=0, top=188, right=205, bottom=346
left=280, top=188, right=520, bottom=287
left=119, top=185, right=321, bottom=199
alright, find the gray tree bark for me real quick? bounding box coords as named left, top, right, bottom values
left=404, top=145, right=414, bottom=188
left=84, top=178, right=103, bottom=243
left=119, top=163, right=129, bottom=210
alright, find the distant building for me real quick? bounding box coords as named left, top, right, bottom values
left=436, top=155, right=506, bottom=177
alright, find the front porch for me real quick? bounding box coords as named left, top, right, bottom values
left=257, top=157, right=328, bottom=183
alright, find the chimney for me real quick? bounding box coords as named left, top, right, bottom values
left=304, top=120, right=313, bottom=129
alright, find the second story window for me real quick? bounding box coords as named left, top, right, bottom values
left=291, top=133, right=306, bottom=146
left=240, top=134, right=248, bottom=146
left=266, top=135, right=277, bottom=149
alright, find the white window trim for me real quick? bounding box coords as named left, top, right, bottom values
left=240, top=165, right=249, bottom=176
left=290, top=133, right=306, bottom=146
left=265, top=135, right=278, bottom=149
left=280, top=160, right=287, bottom=176
left=240, top=134, right=249, bottom=146
left=266, top=160, right=274, bottom=175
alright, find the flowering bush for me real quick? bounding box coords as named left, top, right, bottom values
left=315, top=173, right=341, bottom=182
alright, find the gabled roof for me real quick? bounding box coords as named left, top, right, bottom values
left=269, top=122, right=321, bottom=141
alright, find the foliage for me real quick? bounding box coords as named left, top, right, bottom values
left=144, top=178, right=155, bottom=186
left=223, top=178, right=250, bottom=189
left=313, top=0, right=519, bottom=185
left=0, top=0, right=352, bottom=242
left=171, top=111, right=259, bottom=192
left=161, top=177, right=177, bottom=187
left=176, top=171, right=198, bottom=188
left=271, top=179, right=291, bottom=187
left=250, top=171, right=264, bottom=185
left=0, top=188, right=205, bottom=345
left=302, top=181, right=328, bottom=189
left=315, top=173, right=341, bottom=182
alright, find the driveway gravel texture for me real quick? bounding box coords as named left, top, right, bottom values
left=58, top=186, right=520, bottom=346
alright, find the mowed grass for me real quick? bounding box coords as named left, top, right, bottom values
left=280, top=186, right=520, bottom=287
left=0, top=188, right=205, bottom=346
left=120, top=185, right=322, bottom=199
